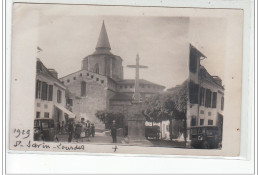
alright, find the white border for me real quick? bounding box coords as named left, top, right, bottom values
left=4, top=0, right=255, bottom=174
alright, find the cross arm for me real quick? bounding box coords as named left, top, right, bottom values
left=139, top=65, right=148, bottom=68
left=127, top=65, right=148, bottom=68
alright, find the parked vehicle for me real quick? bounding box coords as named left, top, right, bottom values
left=145, top=126, right=160, bottom=140
left=190, top=126, right=222, bottom=149
left=34, top=119, right=56, bottom=141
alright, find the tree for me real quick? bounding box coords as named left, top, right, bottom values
left=143, top=81, right=188, bottom=142
left=95, top=110, right=125, bottom=129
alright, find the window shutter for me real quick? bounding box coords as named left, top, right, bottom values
left=189, top=81, right=199, bottom=104
left=48, top=85, right=53, bottom=101
left=41, top=82, right=48, bottom=100
left=212, top=92, right=217, bottom=108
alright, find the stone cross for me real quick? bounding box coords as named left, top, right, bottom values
left=127, top=54, right=148, bottom=102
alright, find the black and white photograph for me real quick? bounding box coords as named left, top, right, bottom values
left=9, top=3, right=243, bottom=156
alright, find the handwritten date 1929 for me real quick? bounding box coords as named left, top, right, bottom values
left=13, top=129, right=30, bottom=139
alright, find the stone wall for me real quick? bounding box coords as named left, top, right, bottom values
left=112, top=56, right=123, bottom=80
left=62, top=72, right=108, bottom=129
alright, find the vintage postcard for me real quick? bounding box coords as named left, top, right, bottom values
left=9, top=3, right=243, bottom=156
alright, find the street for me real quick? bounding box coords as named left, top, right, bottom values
left=56, top=132, right=124, bottom=144
left=56, top=131, right=186, bottom=148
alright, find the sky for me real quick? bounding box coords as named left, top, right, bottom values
left=13, top=4, right=227, bottom=89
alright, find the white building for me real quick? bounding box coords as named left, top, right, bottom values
left=187, top=44, right=224, bottom=139
left=35, top=59, right=75, bottom=128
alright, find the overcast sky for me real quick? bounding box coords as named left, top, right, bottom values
left=14, top=4, right=227, bottom=89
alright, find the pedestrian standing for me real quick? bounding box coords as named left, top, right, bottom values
left=61, top=121, right=64, bottom=134
left=68, top=121, right=74, bottom=142
left=85, top=120, right=91, bottom=141
left=111, top=120, right=117, bottom=143
left=90, top=123, right=95, bottom=137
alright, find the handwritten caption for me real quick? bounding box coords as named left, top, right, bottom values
left=13, top=129, right=85, bottom=151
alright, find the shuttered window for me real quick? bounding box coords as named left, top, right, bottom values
left=48, top=85, right=53, bottom=101
left=189, top=81, right=199, bottom=104
left=221, top=97, right=224, bottom=110
left=57, top=90, right=62, bottom=103
left=36, top=80, right=41, bottom=99
left=41, top=82, right=48, bottom=100
left=212, top=92, right=217, bottom=108
left=205, top=89, right=212, bottom=108
left=199, top=87, right=205, bottom=106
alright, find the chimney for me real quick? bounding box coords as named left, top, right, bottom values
left=212, top=76, right=222, bottom=86
left=48, top=69, right=58, bottom=78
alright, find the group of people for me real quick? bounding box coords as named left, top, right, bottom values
left=67, top=120, right=95, bottom=142
left=66, top=119, right=118, bottom=143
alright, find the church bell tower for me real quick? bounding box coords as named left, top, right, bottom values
left=82, top=21, right=123, bottom=80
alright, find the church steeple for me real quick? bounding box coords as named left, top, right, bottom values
left=96, top=21, right=111, bottom=50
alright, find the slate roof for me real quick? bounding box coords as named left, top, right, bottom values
left=96, top=21, right=111, bottom=50
left=110, top=93, right=132, bottom=101
left=116, top=79, right=165, bottom=88
left=91, top=49, right=114, bottom=56
left=36, top=58, right=65, bottom=87
left=199, top=66, right=224, bottom=89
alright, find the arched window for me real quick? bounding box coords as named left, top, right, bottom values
left=81, top=81, right=86, bottom=97
left=94, top=63, right=99, bottom=74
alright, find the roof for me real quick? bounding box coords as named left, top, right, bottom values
left=36, top=59, right=65, bottom=87
left=199, top=66, right=224, bottom=89
left=116, top=79, right=165, bottom=88
left=96, top=21, right=111, bottom=50
left=190, top=44, right=207, bottom=58
left=91, top=49, right=114, bottom=56
left=110, top=93, right=132, bottom=101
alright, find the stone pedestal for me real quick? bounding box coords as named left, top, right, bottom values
left=123, top=102, right=152, bottom=146
left=128, top=113, right=146, bottom=141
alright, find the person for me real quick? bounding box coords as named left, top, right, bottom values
left=90, top=123, right=95, bottom=137
left=86, top=120, right=91, bottom=129
left=68, top=121, right=74, bottom=142
left=85, top=120, right=91, bottom=136
left=85, top=120, right=91, bottom=141
left=61, top=121, right=64, bottom=134
left=57, top=122, right=61, bottom=134
left=110, top=120, right=117, bottom=143
left=75, top=123, right=82, bottom=140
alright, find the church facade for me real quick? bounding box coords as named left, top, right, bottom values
left=60, top=21, right=165, bottom=129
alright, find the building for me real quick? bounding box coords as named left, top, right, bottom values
left=59, top=21, right=165, bottom=129
left=187, top=44, right=224, bottom=139
left=35, top=59, right=75, bottom=129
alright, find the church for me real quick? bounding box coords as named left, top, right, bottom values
left=59, top=21, right=165, bottom=129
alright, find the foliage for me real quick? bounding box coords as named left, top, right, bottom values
left=143, top=81, right=188, bottom=122
left=95, top=110, right=125, bottom=128
left=143, top=81, right=188, bottom=141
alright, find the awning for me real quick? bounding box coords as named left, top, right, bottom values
left=55, top=104, right=76, bottom=118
